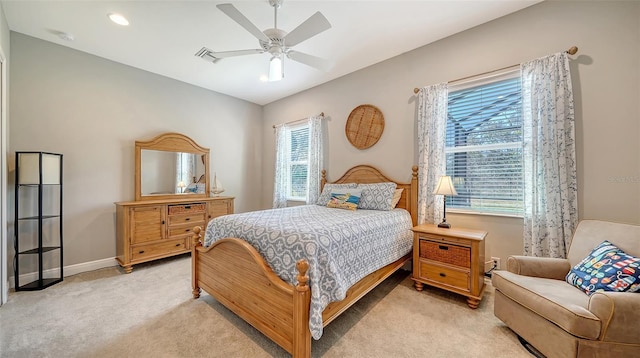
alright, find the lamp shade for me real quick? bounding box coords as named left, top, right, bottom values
left=433, top=176, right=458, bottom=196
left=268, top=56, right=283, bottom=82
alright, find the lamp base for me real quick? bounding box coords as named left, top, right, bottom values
left=437, top=221, right=451, bottom=229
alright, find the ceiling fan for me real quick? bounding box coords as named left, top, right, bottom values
left=195, top=0, right=332, bottom=81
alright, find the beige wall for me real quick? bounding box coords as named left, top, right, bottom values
left=262, top=1, right=640, bottom=264
left=9, top=33, right=263, bottom=267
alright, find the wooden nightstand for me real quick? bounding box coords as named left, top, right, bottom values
left=411, top=224, right=487, bottom=308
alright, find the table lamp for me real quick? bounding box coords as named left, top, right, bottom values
left=433, top=175, right=458, bottom=228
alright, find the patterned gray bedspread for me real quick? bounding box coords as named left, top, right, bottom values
left=203, top=204, right=413, bottom=340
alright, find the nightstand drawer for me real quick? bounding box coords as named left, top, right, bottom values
left=419, top=240, right=470, bottom=268
left=419, top=261, right=470, bottom=291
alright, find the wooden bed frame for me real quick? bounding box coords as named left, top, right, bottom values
left=191, top=165, right=418, bottom=357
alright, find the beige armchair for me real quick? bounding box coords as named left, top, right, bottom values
left=492, top=220, right=640, bottom=357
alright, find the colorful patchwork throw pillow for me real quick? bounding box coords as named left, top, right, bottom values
left=326, top=188, right=362, bottom=211
left=565, top=240, right=640, bottom=295
left=316, top=183, right=357, bottom=206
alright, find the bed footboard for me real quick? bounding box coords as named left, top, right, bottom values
left=192, top=227, right=311, bottom=357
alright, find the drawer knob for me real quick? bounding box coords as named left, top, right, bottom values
left=439, top=273, right=446, bottom=277
left=185, top=206, right=191, bottom=209
left=139, top=250, right=145, bottom=254
left=438, top=245, right=449, bottom=250
left=175, top=243, right=181, bottom=247
left=185, top=229, right=190, bottom=232
left=185, top=217, right=190, bottom=221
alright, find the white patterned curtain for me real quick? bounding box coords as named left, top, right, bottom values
left=176, top=152, right=194, bottom=193
left=306, top=115, right=324, bottom=205
left=273, top=125, right=288, bottom=208
left=417, top=83, right=449, bottom=225
left=521, top=52, right=578, bottom=258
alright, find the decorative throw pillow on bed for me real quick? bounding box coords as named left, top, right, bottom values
left=326, top=188, right=362, bottom=211
left=565, top=240, right=640, bottom=295
left=357, top=182, right=397, bottom=210
left=316, top=183, right=357, bottom=206
left=390, top=188, right=404, bottom=209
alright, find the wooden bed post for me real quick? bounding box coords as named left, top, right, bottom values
left=192, top=226, right=203, bottom=298
left=293, top=259, right=311, bottom=358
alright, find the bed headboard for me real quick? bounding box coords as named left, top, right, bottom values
left=320, top=165, right=418, bottom=226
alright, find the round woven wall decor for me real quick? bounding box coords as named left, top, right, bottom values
left=345, top=104, right=385, bottom=149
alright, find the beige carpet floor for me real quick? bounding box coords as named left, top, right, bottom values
left=0, top=255, right=531, bottom=357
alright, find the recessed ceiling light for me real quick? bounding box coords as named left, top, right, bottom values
left=259, top=75, right=269, bottom=82
left=108, top=13, right=129, bottom=26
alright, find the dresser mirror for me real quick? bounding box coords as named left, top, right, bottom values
left=135, top=132, right=210, bottom=201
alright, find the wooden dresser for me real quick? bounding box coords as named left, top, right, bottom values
left=411, top=224, right=487, bottom=308
left=115, top=196, right=233, bottom=273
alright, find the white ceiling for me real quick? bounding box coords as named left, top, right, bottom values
left=1, top=0, right=540, bottom=105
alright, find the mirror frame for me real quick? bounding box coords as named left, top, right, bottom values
left=135, top=132, right=210, bottom=201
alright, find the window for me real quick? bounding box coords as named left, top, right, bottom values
left=285, top=124, right=310, bottom=200
left=446, top=72, right=523, bottom=215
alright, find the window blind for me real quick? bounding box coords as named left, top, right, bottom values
left=288, top=125, right=309, bottom=199
left=446, top=75, right=523, bottom=215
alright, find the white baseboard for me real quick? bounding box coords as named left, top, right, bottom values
left=8, top=257, right=118, bottom=289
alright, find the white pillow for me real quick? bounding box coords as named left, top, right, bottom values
left=390, top=188, right=404, bottom=209
left=357, top=182, right=397, bottom=210
left=316, top=183, right=357, bottom=206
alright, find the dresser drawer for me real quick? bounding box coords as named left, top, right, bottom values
left=419, top=240, right=470, bottom=268
left=419, top=261, right=470, bottom=291
left=167, top=213, right=207, bottom=226
left=131, top=239, right=187, bottom=261
left=168, top=203, right=206, bottom=215
left=168, top=224, right=203, bottom=238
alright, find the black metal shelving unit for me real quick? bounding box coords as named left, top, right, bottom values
left=14, top=152, right=63, bottom=291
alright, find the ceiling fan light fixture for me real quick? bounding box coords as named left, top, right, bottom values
left=205, top=1, right=331, bottom=81
left=268, top=55, right=283, bottom=82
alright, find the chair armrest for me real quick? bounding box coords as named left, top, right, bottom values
left=506, top=256, right=571, bottom=280
left=589, top=291, right=640, bottom=344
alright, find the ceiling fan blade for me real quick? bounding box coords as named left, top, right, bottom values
left=217, top=3, right=270, bottom=43
left=284, top=12, right=331, bottom=47
left=213, top=49, right=264, bottom=58
left=195, top=47, right=263, bottom=63
left=287, top=51, right=333, bottom=72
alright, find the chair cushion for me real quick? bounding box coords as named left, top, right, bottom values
left=492, top=270, right=601, bottom=339
left=566, top=240, right=640, bottom=295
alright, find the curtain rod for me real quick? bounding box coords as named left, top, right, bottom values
left=272, top=112, right=325, bottom=129
left=412, top=46, right=578, bottom=94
